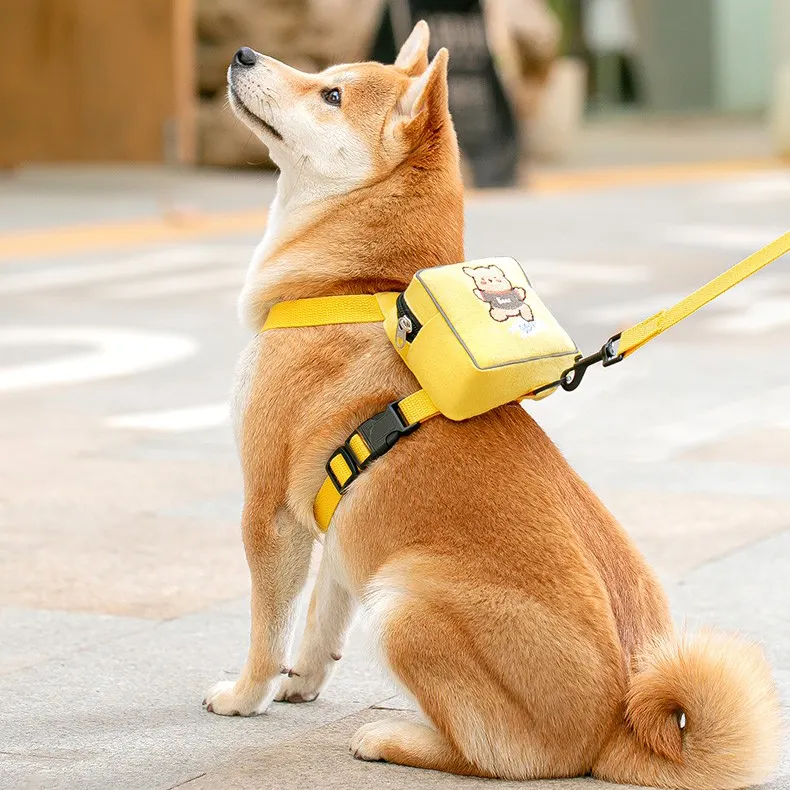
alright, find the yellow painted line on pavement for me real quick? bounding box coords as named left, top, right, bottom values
left=0, top=208, right=269, bottom=261
left=1, top=158, right=786, bottom=261
left=464, top=157, right=787, bottom=200
left=529, top=157, right=788, bottom=194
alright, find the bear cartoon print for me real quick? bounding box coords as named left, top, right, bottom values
left=463, top=265, right=535, bottom=323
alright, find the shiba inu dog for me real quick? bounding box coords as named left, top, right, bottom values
left=204, top=22, right=780, bottom=789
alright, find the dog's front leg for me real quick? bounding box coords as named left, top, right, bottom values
left=276, top=539, right=356, bottom=703
left=204, top=505, right=313, bottom=716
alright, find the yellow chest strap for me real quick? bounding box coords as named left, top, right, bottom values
left=263, top=293, right=440, bottom=530
left=314, top=389, right=439, bottom=530
left=261, top=231, right=790, bottom=530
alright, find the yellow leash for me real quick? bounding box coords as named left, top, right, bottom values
left=619, top=230, right=790, bottom=357
left=261, top=231, right=790, bottom=529
left=555, top=230, right=790, bottom=392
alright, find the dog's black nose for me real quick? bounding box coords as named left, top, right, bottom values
left=234, top=47, right=258, bottom=67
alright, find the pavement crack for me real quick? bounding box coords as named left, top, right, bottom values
left=164, top=773, right=207, bottom=789
left=0, top=750, right=81, bottom=761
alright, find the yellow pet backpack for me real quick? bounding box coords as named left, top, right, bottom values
left=262, top=232, right=790, bottom=530
left=383, top=257, right=578, bottom=420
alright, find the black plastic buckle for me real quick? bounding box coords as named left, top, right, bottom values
left=352, top=400, right=419, bottom=470
left=324, top=400, right=420, bottom=496
left=325, top=446, right=360, bottom=495
left=561, top=333, right=624, bottom=392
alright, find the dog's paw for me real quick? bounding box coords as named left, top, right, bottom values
left=202, top=679, right=272, bottom=717
left=350, top=721, right=392, bottom=762
left=275, top=651, right=341, bottom=703
left=274, top=667, right=325, bottom=703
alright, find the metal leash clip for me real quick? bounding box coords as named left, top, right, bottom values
left=560, top=333, right=624, bottom=392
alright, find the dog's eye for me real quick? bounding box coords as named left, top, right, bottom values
left=322, top=88, right=342, bottom=107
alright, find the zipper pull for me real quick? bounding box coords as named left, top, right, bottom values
left=395, top=315, right=413, bottom=349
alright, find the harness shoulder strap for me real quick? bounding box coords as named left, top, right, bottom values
left=263, top=293, right=397, bottom=330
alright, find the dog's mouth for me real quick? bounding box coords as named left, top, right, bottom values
left=229, top=86, right=283, bottom=141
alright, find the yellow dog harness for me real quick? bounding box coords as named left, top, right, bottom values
left=262, top=232, right=790, bottom=531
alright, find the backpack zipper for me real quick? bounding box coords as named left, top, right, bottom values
left=395, top=293, right=422, bottom=348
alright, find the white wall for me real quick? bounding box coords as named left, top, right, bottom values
left=772, top=0, right=790, bottom=153
left=714, top=0, right=773, bottom=112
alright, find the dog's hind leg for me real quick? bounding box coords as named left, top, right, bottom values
left=354, top=557, right=623, bottom=779
left=354, top=578, right=525, bottom=777
left=350, top=719, right=482, bottom=775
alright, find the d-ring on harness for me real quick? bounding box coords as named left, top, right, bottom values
left=261, top=231, right=790, bottom=531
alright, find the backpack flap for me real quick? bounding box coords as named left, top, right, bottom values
left=384, top=257, right=579, bottom=420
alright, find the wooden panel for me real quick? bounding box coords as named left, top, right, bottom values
left=0, top=0, right=195, bottom=166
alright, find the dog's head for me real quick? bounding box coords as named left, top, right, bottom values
left=227, top=21, right=451, bottom=196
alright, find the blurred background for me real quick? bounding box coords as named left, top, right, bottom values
left=1, top=0, right=789, bottom=176
left=1, top=4, right=789, bottom=790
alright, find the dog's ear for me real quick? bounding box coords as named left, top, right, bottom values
left=398, top=47, right=449, bottom=124
left=394, top=20, right=430, bottom=77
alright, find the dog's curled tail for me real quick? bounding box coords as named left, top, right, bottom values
left=594, top=631, right=781, bottom=790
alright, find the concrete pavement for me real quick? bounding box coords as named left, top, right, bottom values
left=1, top=162, right=789, bottom=789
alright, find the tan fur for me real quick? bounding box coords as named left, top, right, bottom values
left=205, top=24, right=782, bottom=790
left=595, top=632, right=781, bottom=789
